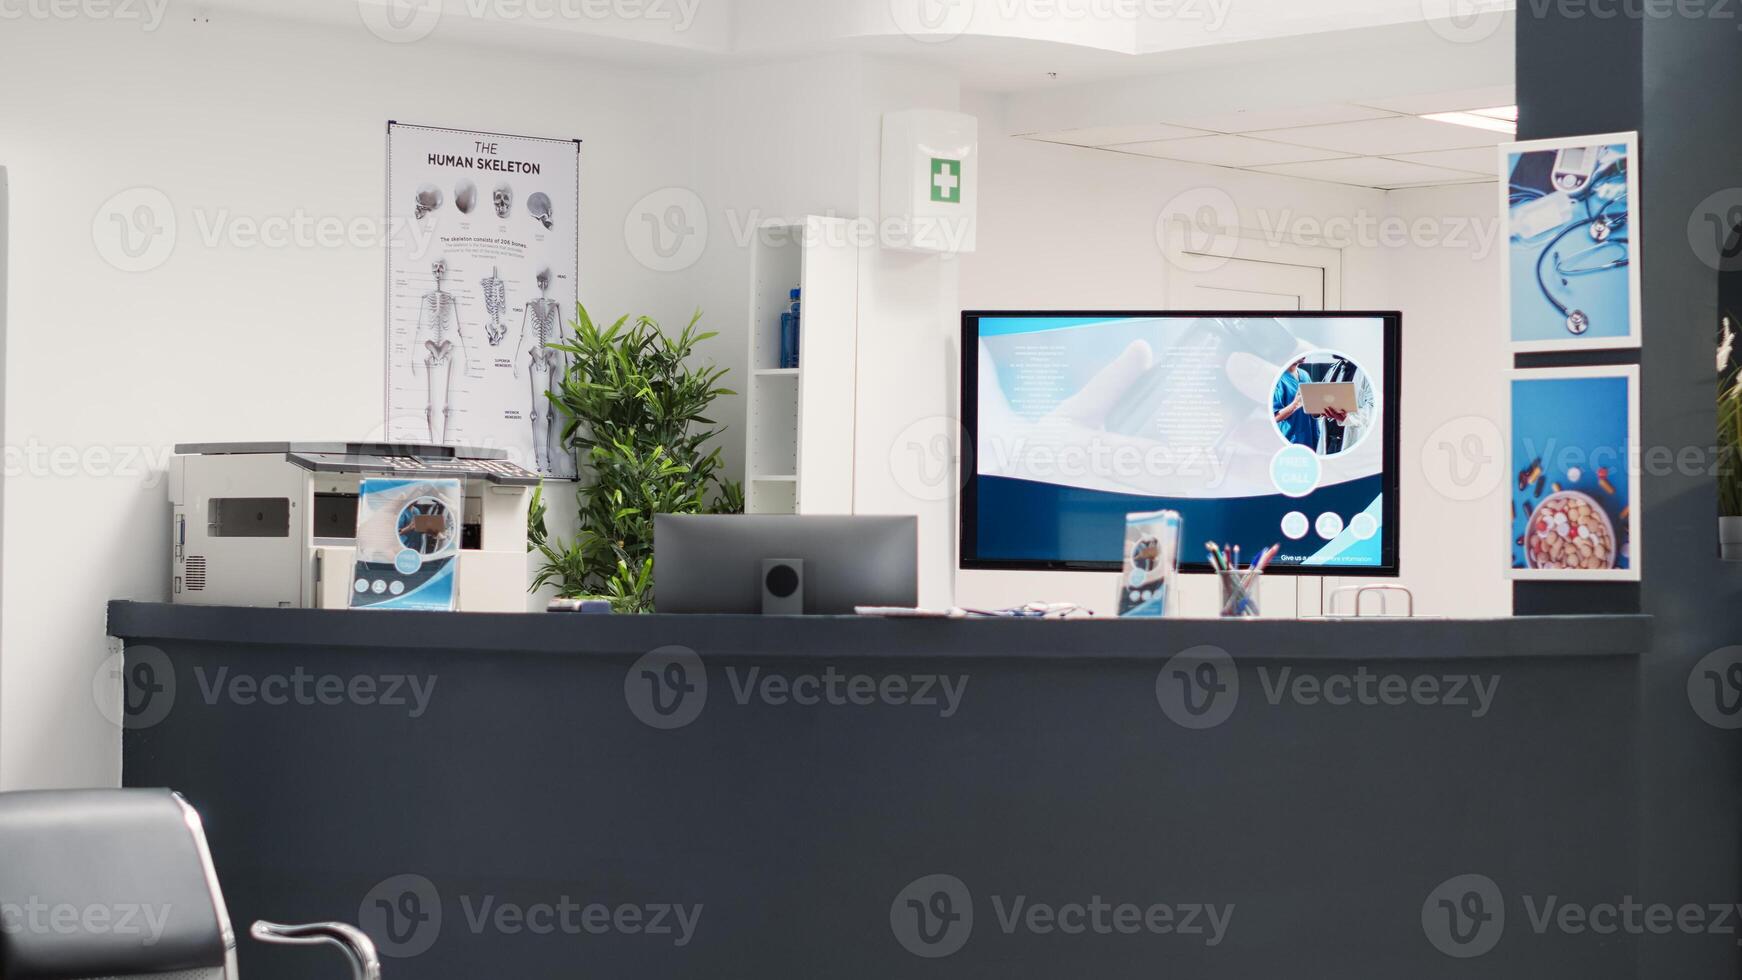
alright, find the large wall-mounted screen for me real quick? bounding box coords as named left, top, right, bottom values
left=961, top=311, right=1401, bottom=575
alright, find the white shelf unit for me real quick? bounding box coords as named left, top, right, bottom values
left=744, top=216, right=860, bottom=515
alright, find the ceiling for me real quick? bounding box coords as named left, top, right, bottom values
left=200, top=0, right=1516, bottom=91
left=1018, top=89, right=1513, bottom=190
left=195, top=0, right=1514, bottom=193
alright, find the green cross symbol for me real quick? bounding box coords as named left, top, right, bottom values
left=930, top=158, right=962, bottom=203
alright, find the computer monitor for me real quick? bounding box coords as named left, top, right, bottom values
left=961, top=310, right=1402, bottom=575
left=654, top=515, right=919, bottom=614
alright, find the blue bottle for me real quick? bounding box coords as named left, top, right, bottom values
left=780, top=287, right=802, bottom=369
left=778, top=310, right=797, bottom=369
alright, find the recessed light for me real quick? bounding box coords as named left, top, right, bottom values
left=1419, top=107, right=1517, bottom=134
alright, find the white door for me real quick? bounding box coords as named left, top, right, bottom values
left=1164, top=235, right=1338, bottom=311
left=1169, top=256, right=1323, bottom=310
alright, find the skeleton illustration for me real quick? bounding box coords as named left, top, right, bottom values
left=480, top=266, right=507, bottom=346
left=410, top=258, right=471, bottom=444
left=492, top=183, right=513, bottom=219
left=454, top=179, right=477, bottom=215
left=513, top=268, right=572, bottom=477
left=414, top=184, right=443, bottom=220
left=527, top=191, right=553, bottom=230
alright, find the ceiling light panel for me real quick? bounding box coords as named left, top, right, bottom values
left=1248, top=115, right=1512, bottom=155
left=1110, top=134, right=1350, bottom=167
left=1251, top=156, right=1483, bottom=188
left=1024, top=123, right=1212, bottom=147
left=1158, top=103, right=1395, bottom=134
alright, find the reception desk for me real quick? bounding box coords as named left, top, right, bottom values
left=109, top=601, right=1650, bottom=979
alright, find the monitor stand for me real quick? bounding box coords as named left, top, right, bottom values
left=762, top=559, right=804, bottom=615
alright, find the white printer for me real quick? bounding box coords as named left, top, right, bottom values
left=168, top=442, right=538, bottom=611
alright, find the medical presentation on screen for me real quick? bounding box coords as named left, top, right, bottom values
left=969, top=314, right=1393, bottom=570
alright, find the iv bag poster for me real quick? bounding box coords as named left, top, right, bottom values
left=350, top=478, right=463, bottom=610
left=1500, top=132, right=1641, bottom=353
left=385, top=123, right=581, bottom=478
left=1506, top=366, right=1640, bottom=581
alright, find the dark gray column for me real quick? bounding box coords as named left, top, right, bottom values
left=1519, top=6, right=1742, bottom=977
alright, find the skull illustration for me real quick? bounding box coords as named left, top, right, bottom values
left=493, top=183, right=513, bottom=219
left=536, top=268, right=551, bottom=292
left=414, top=184, right=443, bottom=220
left=454, top=179, right=477, bottom=215
left=527, top=192, right=553, bottom=230
left=431, top=257, right=448, bottom=283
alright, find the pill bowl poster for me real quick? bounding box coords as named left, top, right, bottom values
left=1499, top=131, right=1641, bottom=354
left=1506, top=366, right=1640, bottom=581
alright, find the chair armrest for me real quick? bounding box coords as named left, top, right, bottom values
left=250, top=920, right=381, bottom=980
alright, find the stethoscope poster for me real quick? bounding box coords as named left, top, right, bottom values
left=1500, top=132, right=1641, bottom=353
left=383, top=122, right=581, bottom=479
left=1505, top=366, right=1641, bottom=582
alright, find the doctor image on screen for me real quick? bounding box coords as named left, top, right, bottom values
left=1273, top=356, right=1321, bottom=450
left=1321, top=355, right=1377, bottom=455
left=1272, top=352, right=1377, bottom=457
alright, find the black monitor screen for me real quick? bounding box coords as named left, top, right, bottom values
left=960, top=311, right=1401, bottom=575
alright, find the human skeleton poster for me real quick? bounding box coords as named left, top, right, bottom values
left=385, top=122, right=581, bottom=478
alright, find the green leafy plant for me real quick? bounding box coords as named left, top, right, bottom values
left=528, top=306, right=743, bottom=611
left=1721, top=315, right=1742, bottom=517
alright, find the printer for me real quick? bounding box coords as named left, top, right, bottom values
left=168, top=442, right=538, bottom=611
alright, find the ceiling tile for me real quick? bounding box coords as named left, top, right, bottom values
left=1387, top=147, right=1498, bottom=175
left=1250, top=157, right=1484, bottom=189
left=1159, top=103, right=1397, bottom=134
left=1024, top=123, right=1212, bottom=147
left=1108, top=134, right=1351, bottom=168
left=1248, top=115, right=1512, bottom=155
left=1403, top=176, right=1502, bottom=189
left=1355, top=85, right=1517, bottom=116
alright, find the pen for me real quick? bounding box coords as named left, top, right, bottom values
left=1208, top=542, right=1256, bottom=615
left=1242, top=544, right=1280, bottom=591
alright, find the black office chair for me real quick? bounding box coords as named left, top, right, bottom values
left=0, top=788, right=379, bottom=980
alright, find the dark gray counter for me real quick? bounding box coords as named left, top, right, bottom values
left=107, top=600, right=1651, bottom=662
left=108, top=601, right=1650, bottom=979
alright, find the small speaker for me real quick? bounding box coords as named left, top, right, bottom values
left=761, top=558, right=804, bottom=615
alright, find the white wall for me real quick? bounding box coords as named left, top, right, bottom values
left=955, top=91, right=1508, bottom=618
left=0, top=16, right=1509, bottom=788
left=689, top=54, right=963, bottom=607
left=1378, top=181, right=1511, bottom=617
left=688, top=55, right=869, bottom=491
left=0, top=11, right=703, bottom=788
left=0, top=24, right=967, bottom=787
left=848, top=60, right=962, bottom=609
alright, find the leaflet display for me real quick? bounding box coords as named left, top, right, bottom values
left=350, top=477, right=463, bottom=611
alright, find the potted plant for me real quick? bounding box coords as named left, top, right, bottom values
left=528, top=305, right=743, bottom=611
left=1719, top=315, right=1742, bottom=559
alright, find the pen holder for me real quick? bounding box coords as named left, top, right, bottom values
left=1218, top=570, right=1260, bottom=618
